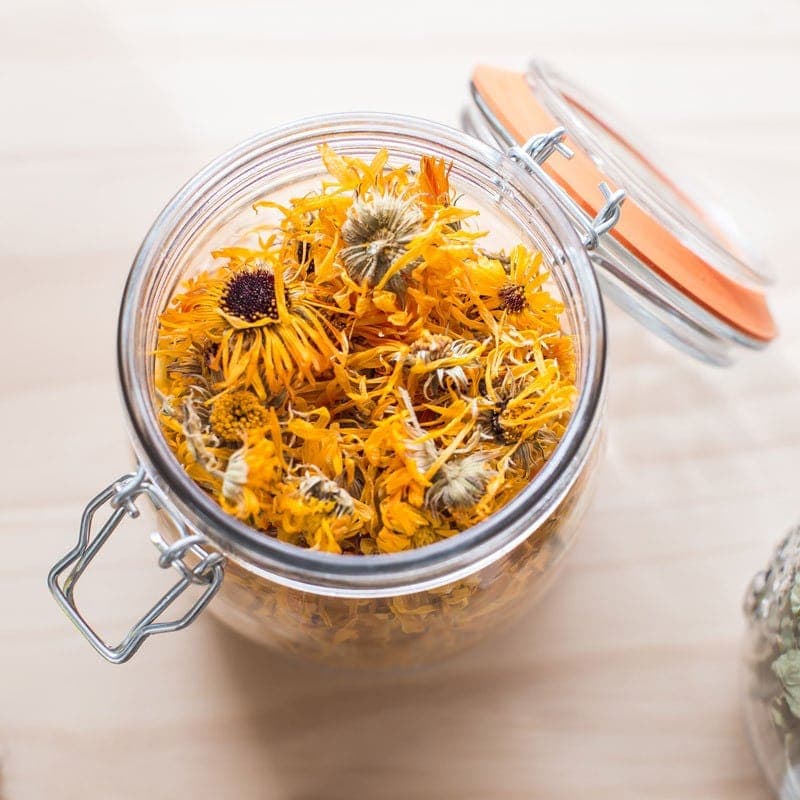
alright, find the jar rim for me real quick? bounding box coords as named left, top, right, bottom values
left=117, top=112, right=607, bottom=597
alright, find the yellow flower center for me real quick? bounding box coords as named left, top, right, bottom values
left=210, top=391, right=268, bottom=441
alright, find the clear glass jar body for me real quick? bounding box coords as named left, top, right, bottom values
left=744, top=525, right=800, bottom=798
left=212, top=447, right=600, bottom=668
left=118, top=113, right=607, bottom=668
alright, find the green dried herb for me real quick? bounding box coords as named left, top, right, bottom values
left=774, top=651, right=800, bottom=719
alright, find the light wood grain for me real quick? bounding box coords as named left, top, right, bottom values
left=2, top=1, right=799, bottom=798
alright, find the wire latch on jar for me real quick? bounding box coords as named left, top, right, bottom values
left=507, top=127, right=626, bottom=251
left=47, top=465, right=225, bottom=664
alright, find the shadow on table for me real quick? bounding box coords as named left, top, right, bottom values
left=209, top=615, right=543, bottom=799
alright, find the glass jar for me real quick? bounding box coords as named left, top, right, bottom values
left=744, top=525, right=800, bottom=799
left=48, top=62, right=775, bottom=667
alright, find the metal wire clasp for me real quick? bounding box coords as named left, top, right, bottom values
left=47, top=465, right=225, bottom=664
left=520, top=127, right=575, bottom=164
left=581, top=182, right=626, bottom=250
left=508, top=127, right=626, bottom=251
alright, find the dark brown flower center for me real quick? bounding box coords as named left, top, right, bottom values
left=498, top=282, right=526, bottom=313
left=488, top=403, right=517, bottom=445
left=220, top=269, right=280, bottom=323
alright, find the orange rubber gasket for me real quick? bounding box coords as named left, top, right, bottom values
left=472, top=65, right=776, bottom=342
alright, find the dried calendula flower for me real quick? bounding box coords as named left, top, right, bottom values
left=511, top=427, right=560, bottom=471
left=158, top=259, right=337, bottom=396
left=425, top=452, right=496, bottom=512
left=401, top=331, right=483, bottom=397
left=407, top=331, right=455, bottom=362
left=467, top=244, right=558, bottom=326
left=154, top=145, right=577, bottom=555
left=220, top=437, right=282, bottom=519
left=340, top=190, right=423, bottom=292
left=210, top=391, right=268, bottom=442
left=298, top=470, right=356, bottom=518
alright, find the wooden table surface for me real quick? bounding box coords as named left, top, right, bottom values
left=2, top=1, right=800, bottom=798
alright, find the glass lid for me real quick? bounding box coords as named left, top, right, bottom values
left=464, top=61, right=777, bottom=365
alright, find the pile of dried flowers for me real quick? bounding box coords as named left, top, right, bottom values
left=155, top=146, right=577, bottom=554
left=744, top=525, right=800, bottom=791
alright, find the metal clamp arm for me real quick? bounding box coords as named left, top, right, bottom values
left=47, top=466, right=224, bottom=664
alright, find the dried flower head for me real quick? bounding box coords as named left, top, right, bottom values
left=407, top=331, right=455, bottom=363
left=210, top=391, right=268, bottom=441
left=396, top=389, right=491, bottom=513
left=340, top=191, right=423, bottom=292
left=158, top=257, right=338, bottom=395
left=426, top=452, right=495, bottom=512
left=299, top=471, right=356, bottom=518
left=219, top=438, right=282, bottom=518
left=466, top=244, right=559, bottom=330
left=484, top=402, right=512, bottom=444
left=510, top=427, right=560, bottom=470
left=498, top=282, right=527, bottom=313
left=402, top=331, right=482, bottom=397
left=166, top=341, right=222, bottom=398
left=219, top=266, right=284, bottom=327
left=480, top=374, right=526, bottom=445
